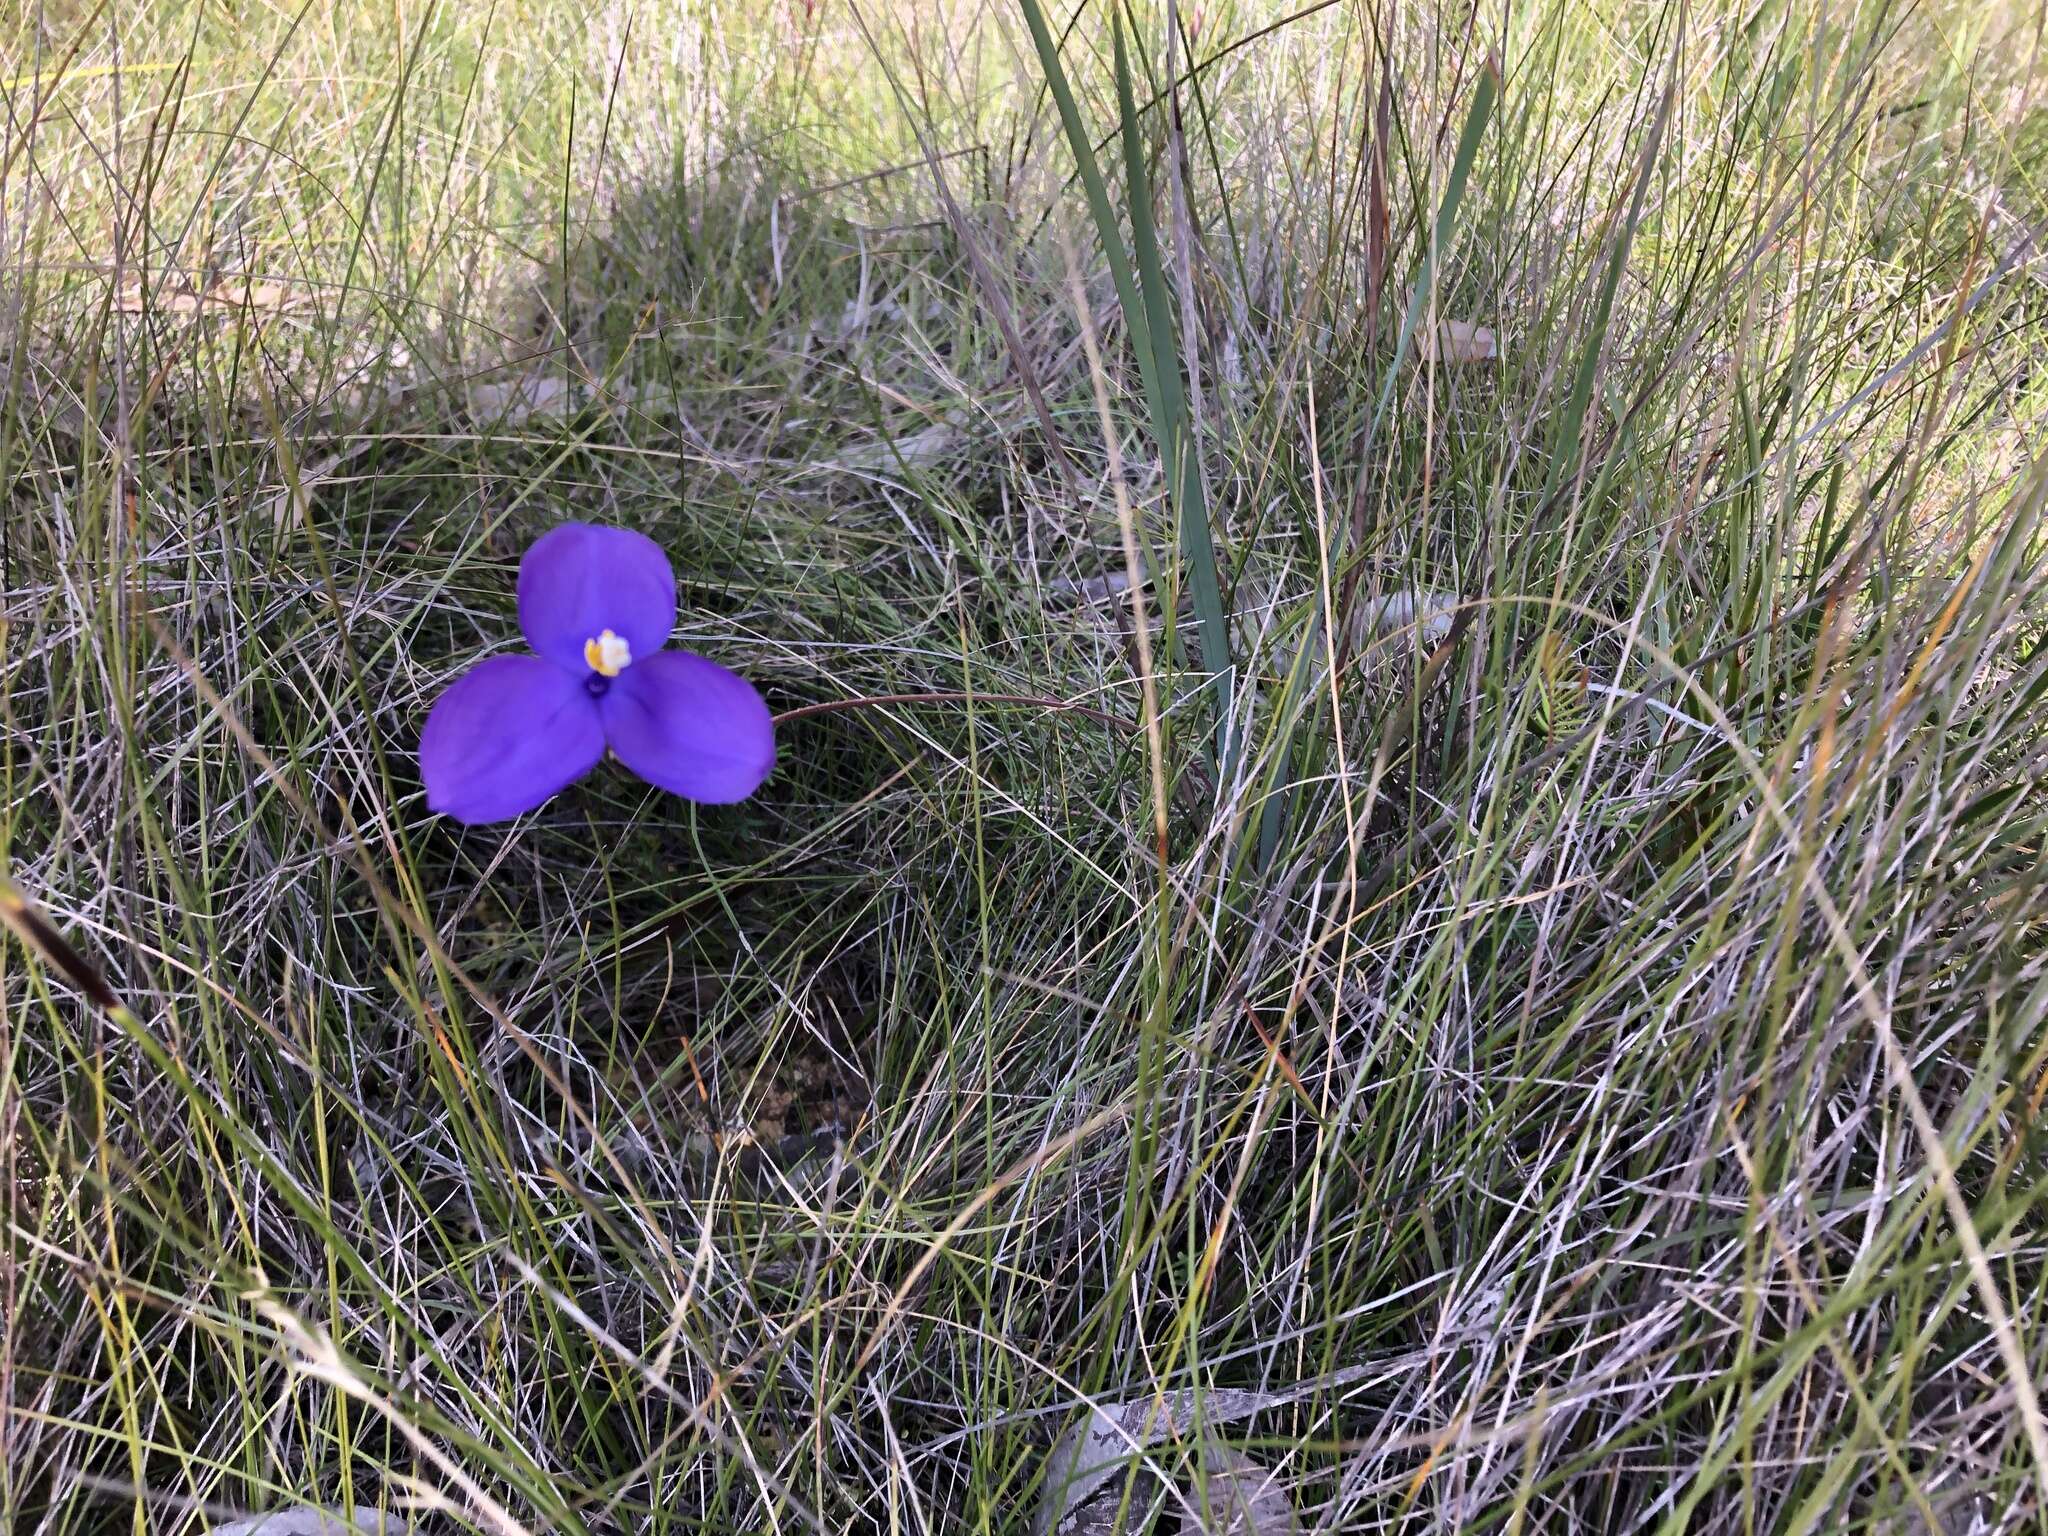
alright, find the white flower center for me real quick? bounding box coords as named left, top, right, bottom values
left=583, top=629, right=632, bottom=677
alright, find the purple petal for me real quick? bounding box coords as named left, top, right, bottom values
left=598, top=650, right=775, bottom=804
left=420, top=655, right=605, bottom=823
left=517, top=523, right=677, bottom=674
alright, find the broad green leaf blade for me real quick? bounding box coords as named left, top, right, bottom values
left=1114, top=16, right=1235, bottom=764
left=1018, top=0, right=1233, bottom=764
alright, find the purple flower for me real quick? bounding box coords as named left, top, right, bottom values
left=420, top=523, right=774, bottom=824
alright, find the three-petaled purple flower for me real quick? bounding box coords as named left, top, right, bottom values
left=420, top=523, right=774, bottom=824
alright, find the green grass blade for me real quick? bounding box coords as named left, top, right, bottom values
left=1359, top=57, right=1499, bottom=467
left=1017, top=0, right=1234, bottom=764
left=1542, top=69, right=1672, bottom=506
left=1257, top=62, right=1497, bottom=868
left=1113, top=15, right=1235, bottom=764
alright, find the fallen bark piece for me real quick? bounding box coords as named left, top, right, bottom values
left=1183, top=1447, right=1298, bottom=1535
left=1421, top=314, right=1497, bottom=364
left=207, top=1506, right=406, bottom=1536
left=1037, top=1388, right=1299, bottom=1536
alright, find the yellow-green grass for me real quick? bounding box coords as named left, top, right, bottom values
left=3, top=0, right=2046, bottom=1530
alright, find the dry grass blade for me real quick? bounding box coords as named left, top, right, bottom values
left=5, top=0, right=2045, bottom=1530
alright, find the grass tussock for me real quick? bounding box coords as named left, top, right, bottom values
left=3, top=0, right=2047, bottom=1530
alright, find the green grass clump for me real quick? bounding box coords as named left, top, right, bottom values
left=4, top=0, right=2046, bottom=1530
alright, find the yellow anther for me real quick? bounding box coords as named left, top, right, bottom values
left=584, top=629, right=632, bottom=677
